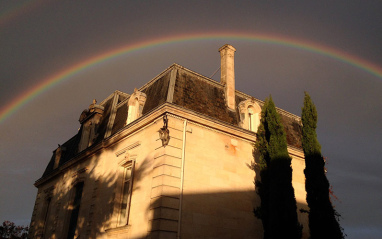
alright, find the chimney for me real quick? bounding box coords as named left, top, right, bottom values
left=219, top=44, right=236, bottom=110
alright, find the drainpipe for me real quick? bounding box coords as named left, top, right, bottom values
left=177, top=119, right=187, bottom=239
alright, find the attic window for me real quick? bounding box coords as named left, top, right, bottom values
left=248, top=107, right=260, bottom=132
left=53, top=145, right=65, bottom=169
left=126, top=89, right=147, bottom=125
left=127, top=98, right=139, bottom=124
left=78, top=100, right=104, bottom=152
left=238, top=99, right=261, bottom=132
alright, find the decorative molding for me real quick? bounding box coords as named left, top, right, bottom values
left=158, top=114, right=170, bottom=147
left=165, top=113, right=254, bottom=144
left=72, top=167, right=87, bottom=176
left=238, top=99, right=261, bottom=131
left=118, top=156, right=136, bottom=168
left=115, top=141, right=141, bottom=157
left=35, top=102, right=303, bottom=188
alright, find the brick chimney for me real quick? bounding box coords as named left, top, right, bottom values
left=219, top=44, right=236, bottom=110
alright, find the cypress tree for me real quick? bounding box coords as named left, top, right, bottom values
left=301, top=92, right=345, bottom=239
left=255, top=96, right=302, bottom=239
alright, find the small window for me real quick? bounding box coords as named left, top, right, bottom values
left=118, top=161, right=135, bottom=226
left=238, top=99, right=261, bottom=132
left=248, top=108, right=254, bottom=131
left=248, top=106, right=260, bottom=132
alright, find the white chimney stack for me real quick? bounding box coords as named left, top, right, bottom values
left=219, top=44, right=236, bottom=111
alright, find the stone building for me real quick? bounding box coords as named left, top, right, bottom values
left=29, top=45, right=309, bottom=239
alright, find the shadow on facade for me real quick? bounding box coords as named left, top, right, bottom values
left=33, top=145, right=153, bottom=238
left=146, top=191, right=308, bottom=239
left=34, top=148, right=308, bottom=239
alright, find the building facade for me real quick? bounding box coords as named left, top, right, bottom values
left=29, top=45, right=309, bottom=239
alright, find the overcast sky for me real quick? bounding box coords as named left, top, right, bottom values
left=1, top=1, right=382, bottom=238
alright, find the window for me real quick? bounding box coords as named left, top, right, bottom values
left=41, top=197, right=52, bottom=238
left=238, top=99, right=261, bottom=132
left=248, top=108, right=254, bottom=131
left=67, top=182, right=84, bottom=239
left=127, top=98, right=139, bottom=124
left=126, top=90, right=147, bottom=125
left=248, top=107, right=260, bottom=132
left=118, top=160, right=135, bottom=226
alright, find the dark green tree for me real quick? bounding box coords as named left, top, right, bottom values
left=254, top=96, right=302, bottom=239
left=301, top=92, right=345, bottom=239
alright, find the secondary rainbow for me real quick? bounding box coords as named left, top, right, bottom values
left=0, top=0, right=44, bottom=26
left=1, top=32, right=382, bottom=124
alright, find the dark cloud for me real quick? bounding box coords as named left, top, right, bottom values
left=1, top=1, right=381, bottom=237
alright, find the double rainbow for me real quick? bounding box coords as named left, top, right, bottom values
left=1, top=32, right=382, bottom=124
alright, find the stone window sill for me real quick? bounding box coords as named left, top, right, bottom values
left=104, top=225, right=131, bottom=235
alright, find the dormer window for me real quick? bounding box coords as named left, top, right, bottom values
left=126, top=89, right=147, bottom=125
left=238, top=99, right=261, bottom=132
left=78, top=99, right=104, bottom=152
left=248, top=106, right=260, bottom=132
left=53, top=145, right=65, bottom=169
left=127, top=98, right=139, bottom=124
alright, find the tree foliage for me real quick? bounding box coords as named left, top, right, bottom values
left=301, top=92, right=345, bottom=239
left=254, top=96, right=302, bottom=239
left=0, top=221, right=28, bottom=239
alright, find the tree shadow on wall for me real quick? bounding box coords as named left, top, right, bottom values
left=31, top=145, right=152, bottom=239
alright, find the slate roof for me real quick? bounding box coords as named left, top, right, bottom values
left=41, top=64, right=302, bottom=178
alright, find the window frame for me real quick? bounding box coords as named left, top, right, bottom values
left=117, top=159, right=135, bottom=227
left=238, top=99, right=261, bottom=132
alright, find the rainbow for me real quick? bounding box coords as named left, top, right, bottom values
left=1, top=32, right=382, bottom=124
left=0, top=0, right=44, bottom=26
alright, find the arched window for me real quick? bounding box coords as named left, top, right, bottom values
left=248, top=106, right=260, bottom=132
left=238, top=99, right=261, bottom=132
left=248, top=107, right=254, bottom=131
left=127, top=98, right=139, bottom=124
left=126, top=90, right=146, bottom=125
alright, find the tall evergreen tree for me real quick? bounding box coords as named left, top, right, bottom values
left=255, top=96, right=302, bottom=239
left=301, top=92, right=345, bottom=239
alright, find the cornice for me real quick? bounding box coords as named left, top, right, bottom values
left=35, top=100, right=303, bottom=187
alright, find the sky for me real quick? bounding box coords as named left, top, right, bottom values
left=1, top=1, right=382, bottom=238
